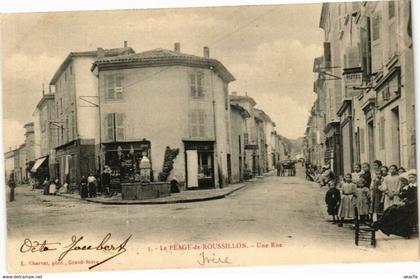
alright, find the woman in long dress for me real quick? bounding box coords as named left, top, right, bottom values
left=373, top=169, right=417, bottom=238
left=49, top=179, right=57, bottom=195
left=338, top=173, right=356, bottom=226
left=380, top=165, right=401, bottom=210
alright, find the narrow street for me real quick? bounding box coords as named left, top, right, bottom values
left=7, top=166, right=418, bottom=267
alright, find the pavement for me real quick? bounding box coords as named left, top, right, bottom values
left=6, top=166, right=419, bottom=267
left=57, top=182, right=247, bottom=205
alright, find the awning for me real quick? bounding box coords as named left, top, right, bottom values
left=31, top=157, right=47, bottom=172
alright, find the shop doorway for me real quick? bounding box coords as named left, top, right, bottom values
left=367, top=120, right=375, bottom=164
left=184, top=141, right=215, bottom=189
left=391, top=106, right=401, bottom=166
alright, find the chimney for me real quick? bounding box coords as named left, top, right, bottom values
left=97, top=47, right=105, bottom=58
left=203, top=46, right=210, bottom=58
left=124, top=41, right=128, bottom=48
left=231, top=91, right=237, bottom=96
left=174, top=42, right=181, bottom=52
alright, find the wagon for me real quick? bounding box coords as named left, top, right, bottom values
left=281, top=160, right=296, bottom=176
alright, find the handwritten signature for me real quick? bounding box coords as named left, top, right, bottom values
left=20, top=233, right=132, bottom=270
left=197, top=251, right=231, bottom=266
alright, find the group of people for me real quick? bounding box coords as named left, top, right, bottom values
left=323, top=160, right=418, bottom=238
left=42, top=177, right=67, bottom=195
left=80, top=166, right=112, bottom=199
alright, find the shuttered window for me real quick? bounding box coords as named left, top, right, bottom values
left=360, top=16, right=372, bottom=81
left=389, top=1, right=395, bottom=19
left=190, top=110, right=206, bottom=138
left=372, top=15, right=381, bottom=41
left=190, top=72, right=204, bottom=97
left=105, top=113, right=125, bottom=141
left=360, top=128, right=365, bottom=154
left=323, top=42, right=331, bottom=68
left=105, top=73, right=124, bottom=101
left=379, top=117, right=385, bottom=150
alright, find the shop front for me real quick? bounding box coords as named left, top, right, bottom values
left=184, top=141, right=215, bottom=189
left=101, top=140, right=152, bottom=192
left=324, top=121, right=341, bottom=178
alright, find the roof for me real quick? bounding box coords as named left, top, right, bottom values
left=93, top=48, right=235, bottom=83
left=229, top=94, right=256, bottom=107
left=50, top=47, right=135, bottom=84
left=313, top=56, right=324, bottom=72
left=230, top=104, right=250, bottom=118
left=34, top=93, right=55, bottom=112
left=254, top=108, right=273, bottom=124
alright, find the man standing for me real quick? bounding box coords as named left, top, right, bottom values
left=87, top=173, right=97, bottom=198
left=8, top=173, right=16, bottom=202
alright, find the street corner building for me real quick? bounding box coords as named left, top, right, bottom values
left=304, top=0, right=415, bottom=177
left=91, top=43, right=235, bottom=190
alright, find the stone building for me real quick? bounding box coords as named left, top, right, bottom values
left=49, top=46, right=134, bottom=187
left=92, top=43, right=235, bottom=190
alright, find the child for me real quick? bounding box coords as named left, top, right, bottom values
left=338, top=173, right=356, bottom=227
left=352, top=163, right=362, bottom=184
left=370, top=169, right=384, bottom=221
left=380, top=164, right=401, bottom=210
left=325, top=180, right=341, bottom=224
left=354, top=177, right=370, bottom=223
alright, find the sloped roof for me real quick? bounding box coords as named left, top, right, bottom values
left=229, top=94, right=256, bottom=106
left=93, top=48, right=235, bottom=83
left=50, top=47, right=135, bottom=84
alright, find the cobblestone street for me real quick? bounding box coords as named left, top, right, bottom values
left=7, top=166, right=418, bottom=266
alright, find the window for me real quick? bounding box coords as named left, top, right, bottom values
left=71, top=111, right=75, bottom=139
left=223, top=84, right=229, bottom=110
left=105, top=113, right=125, bottom=141
left=60, top=98, right=63, bottom=115
left=379, top=117, right=385, bottom=150
left=372, top=14, right=381, bottom=41
left=244, top=133, right=249, bottom=144
left=70, top=65, right=72, bottom=75
left=388, top=1, right=395, bottom=19
left=190, top=72, right=204, bottom=97
left=64, top=72, right=67, bottom=82
left=360, top=128, right=365, bottom=153
left=190, top=110, right=206, bottom=138
left=105, top=73, right=124, bottom=101
left=323, top=42, right=332, bottom=68
left=65, top=117, right=69, bottom=141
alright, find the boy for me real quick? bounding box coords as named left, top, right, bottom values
left=325, top=180, right=341, bottom=224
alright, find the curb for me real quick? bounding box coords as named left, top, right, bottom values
left=57, top=181, right=254, bottom=205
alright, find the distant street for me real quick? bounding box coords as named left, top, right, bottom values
left=7, top=166, right=418, bottom=265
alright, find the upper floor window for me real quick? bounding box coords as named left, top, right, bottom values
left=372, top=14, right=381, bottom=42
left=190, top=72, right=204, bottom=98
left=189, top=109, right=206, bottom=138
left=105, top=73, right=124, bottom=101
left=388, top=1, right=395, bottom=19
left=223, top=84, right=229, bottom=110
left=105, top=113, right=125, bottom=141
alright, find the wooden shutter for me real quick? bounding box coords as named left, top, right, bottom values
left=115, top=74, right=124, bottom=100
left=106, top=74, right=115, bottom=100
left=360, top=128, right=365, bottom=154
left=379, top=117, right=385, bottom=150
left=372, top=14, right=381, bottom=41
left=190, top=74, right=197, bottom=97
left=388, top=1, right=395, bottom=19
left=198, top=110, right=206, bottom=137
left=360, top=16, right=372, bottom=81
left=323, top=42, right=331, bottom=68
left=106, top=113, right=114, bottom=141
left=115, top=113, right=125, bottom=140
left=197, top=72, right=203, bottom=97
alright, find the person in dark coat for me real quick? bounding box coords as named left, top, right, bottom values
left=325, top=180, right=341, bottom=223
left=42, top=178, right=50, bottom=195
left=80, top=176, right=88, bottom=199
left=360, top=162, right=372, bottom=188
left=8, top=173, right=16, bottom=202
left=101, top=166, right=111, bottom=197
left=373, top=169, right=418, bottom=238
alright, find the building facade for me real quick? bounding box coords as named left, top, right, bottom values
left=93, top=44, right=235, bottom=190
left=306, top=0, right=415, bottom=178
left=49, top=46, right=134, bottom=187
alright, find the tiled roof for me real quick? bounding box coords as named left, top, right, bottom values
left=229, top=94, right=256, bottom=106
left=93, top=48, right=235, bottom=83
left=50, top=47, right=135, bottom=84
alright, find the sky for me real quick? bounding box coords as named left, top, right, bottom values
left=1, top=3, right=323, bottom=150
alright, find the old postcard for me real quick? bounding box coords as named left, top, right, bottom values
left=2, top=0, right=419, bottom=273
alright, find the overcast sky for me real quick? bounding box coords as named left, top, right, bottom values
left=1, top=3, right=323, bottom=150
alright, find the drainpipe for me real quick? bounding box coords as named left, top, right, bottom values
left=210, top=66, right=224, bottom=188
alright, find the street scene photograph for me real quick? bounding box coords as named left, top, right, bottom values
left=2, top=0, right=419, bottom=273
